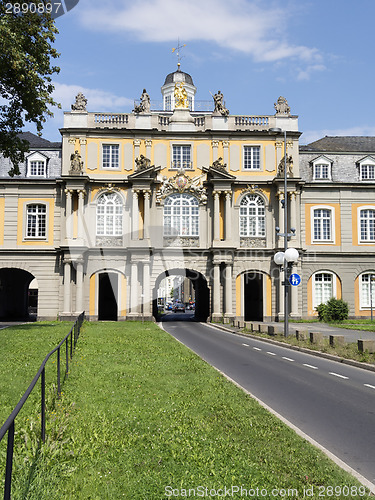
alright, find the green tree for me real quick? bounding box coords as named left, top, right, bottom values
left=0, top=1, right=60, bottom=176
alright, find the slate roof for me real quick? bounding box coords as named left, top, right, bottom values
left=300, top=136, right=375, bottom=153
left=164, top=68, right=194, bottom=86
left=18, top=131, right=61, bottom=149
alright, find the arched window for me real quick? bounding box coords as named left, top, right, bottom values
left=163, top=193, right=199, bottom=236
left=239, top=194, right=265, bottom=237
left=360, top=273, right=375, bottom=308
left=313, top=272, right=335, bottom=307
left=96, top=192, right=123, bottom=236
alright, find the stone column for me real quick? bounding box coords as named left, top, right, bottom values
left=143, top=260, right=151, bottom=317
left=224, top=263, right=233, bottom=321
left=145, top=139, right=152, bottom=160
left=224, top=191, right=232, bottom=241
left=212, top=263, right=221, bottom=320
left=132, top=190, right=139, bottom=240
left=212, top=140, right=219, bottom=162
left=65, top=189, right=73, bottom=240
left=63, top=260, right=71, bottom=313
left=289, top=191, right=298, bottom=243
left=75, top=260, right=84, bottom=313
left=277, top=190, right=284, bottom=248
left=213, top=190, right=221, bottom=241
left=77, top=189, right=85, bottom=241
left=130, top=261, right=138, bottom=316
left=143, top=190, right=151, bottom=240
left=133, top=139, right=141, bottom=166
left=222, top=141, right=229, bottom=167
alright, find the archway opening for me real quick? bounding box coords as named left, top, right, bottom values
left=153, top=268, right=209, bottom=322
left=98, top=272, right=118, bottom=321
left=244, top=272, right=263, bottom=321
left=0, top=268, right=36, bottom=320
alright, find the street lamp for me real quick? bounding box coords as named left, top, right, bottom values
left=270, top=127, right=298, bottom=337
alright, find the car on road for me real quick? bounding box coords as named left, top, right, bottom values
left=172, top=302, right=185, bottom=313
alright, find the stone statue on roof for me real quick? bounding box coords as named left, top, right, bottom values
left=174, top=82, right=189, bottom=109
left=134, top=89, right=151, bottom=113
left=71, top=92, right=87, bottom=112
left=212, top=91, right=229, bottom=116
left=135, top=154, right=151, bottom=171
left=274, top=96, right=290, bottom=115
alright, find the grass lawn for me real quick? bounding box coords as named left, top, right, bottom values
left=0, top=321, right=370, bottom=499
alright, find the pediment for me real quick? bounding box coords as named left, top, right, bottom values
left=129, top=164, right=161, bottom=180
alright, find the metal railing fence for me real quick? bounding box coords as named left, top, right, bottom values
left=0, top=312, right=85, bottom=500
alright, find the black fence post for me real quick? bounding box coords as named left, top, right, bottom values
left=57, top=347, right=61, bottom=398
left=41, top=368, right=46, bottom=443
left=66, top=338, right=69, bottom=377
left=4, top=421, right=14, bottom=500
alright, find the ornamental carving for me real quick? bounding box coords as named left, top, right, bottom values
left=211, top=157, right=227, bottom=172
left=156, top=170, right=207, bottom=204
left=69, top=150, right=83, bottom=175
left=135, top=154, right=152, bottom=171
left=240, top=184, right=265, bottom=196
left=71, top=92, right=87, bottom=112
left=240, top=237, right=266, bottom=248
left=163, top=236, right=199, bottom=248
left=96, top=236, right=123, bottom=247
left=277, top=155, right=293, bottom=177
left=174, top=82, right=188, bottom=109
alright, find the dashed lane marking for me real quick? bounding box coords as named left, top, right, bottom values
left=253, top=347, right=262, bottom=351
left=282, top=357, right=295, bottom=362
left=242, top=343, right=249, bottom=346
left=329, top=372, right=349, bottom=380
left=267, top=351, right=276, bottom=356
left=364, top=384, right=375, bottom=390
left=303, top=363, right=318, bottom=370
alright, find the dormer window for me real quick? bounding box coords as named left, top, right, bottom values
left=26, top=152, right=48, bottom=178
left=311, top=156, right=332, bottom=181
left=358, top=157, right=375, bottom=180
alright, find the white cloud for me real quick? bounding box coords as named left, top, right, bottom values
left=79, top=0, right=323, bottom=69
left=300, top=126, right=375, bottom=145
left=52, top=82, right=133, bottom=111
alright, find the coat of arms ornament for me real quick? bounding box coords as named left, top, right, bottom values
left=156, top=170, right=207, bottom=204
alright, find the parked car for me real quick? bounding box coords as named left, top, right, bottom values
left=173, top=302, right=185, bottom=313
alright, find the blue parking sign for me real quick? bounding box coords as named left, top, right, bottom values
left=289, top=273, right=301, bottom=286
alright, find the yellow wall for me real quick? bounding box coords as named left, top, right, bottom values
left=236, top=274, right=241, bottom=316
left=266, top=274, right=272, bottom=317
left=120, top=274, right=127, bottom=316
left=0, top=198, right=4, bottom=245
left=89, top=274, right=96, bottom=316
left=305, top=203, right=341, bottom=246
left=17, top=198, right=54, bottom=246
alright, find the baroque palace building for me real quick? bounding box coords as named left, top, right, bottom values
left=0, top=66, right=374, bottom=321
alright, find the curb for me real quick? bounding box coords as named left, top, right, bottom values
left=208, top=322, right=375, bottom=373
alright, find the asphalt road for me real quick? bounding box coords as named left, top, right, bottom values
left=160, top=315, right=375, bottom=488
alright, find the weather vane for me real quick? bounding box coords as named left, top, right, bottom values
left=172, top=39, right=186, bottom=69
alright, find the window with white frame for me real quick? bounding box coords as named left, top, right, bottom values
left=239, top=194, right=265, bottom=237
left=313, top=272, right=334, bottom=307
left=26, top=204, right=46, bottom=238
left=359, top=208, right=375, bottom=242
left=243, top=146, right=261, bottom=170
left=313, top=207, right=332, bottom=241
left=360, top=164, right=375, bottom=180
left=102, top=144, right=119, bottom=169
left=96, top=192, right=123, bottom=236
left=360, top=273, right=375, bottom=308
left=163, top=193, right=199, bottom=236
left=26, top=152, right=48, bottom=178
left=313, top=163, right=330, bottom=180
left=172, top=145, right=192, bottom=169
left=164, top=95, right=172, bottom=111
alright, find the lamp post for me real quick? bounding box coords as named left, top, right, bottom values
left=270, top=127, right=298, bottom=337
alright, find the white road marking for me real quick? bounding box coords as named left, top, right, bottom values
left=242, top=343, right=249, bottom=346
left=253, top=347, right=262, bottom=351
left=282, top=357, right=295, bottom=362
left=329, top=372, right=349, bottom=380
left=303, top=363, right=318, bottom=370
left=364, top=384, right=375, bottom=390
left=267, top=351, right=276, bottom=356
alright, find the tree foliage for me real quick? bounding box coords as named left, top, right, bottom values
left=0, top=0, right=60, bottom=176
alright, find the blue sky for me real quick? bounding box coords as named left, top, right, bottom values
left=36, top=0, right=375, bottom=145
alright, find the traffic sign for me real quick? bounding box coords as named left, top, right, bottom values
left=289, top=273, right=301, bottom=286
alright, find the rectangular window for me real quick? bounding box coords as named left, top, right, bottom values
left=165, top=95, right=171, bottom=111
left=360, top=164, right=375, bottom=180
left=313, top=208, right=332, bottom=241
left=314, top=164, right=329, bottom=180
left=243, top=146, right=261, bottom=170
left=27, top=204, right=46, bottom=238
left=360, top=209, right=375, bottom=242
left=102, top=144, right=119, bottom=169
left=29, top=161, right=46, bottom=177
left=172, top=145, right=192, bottom=169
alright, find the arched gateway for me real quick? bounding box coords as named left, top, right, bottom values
left=153, top=268, right=210, bottom=321
left=0, top=268, right=37, bottom=320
